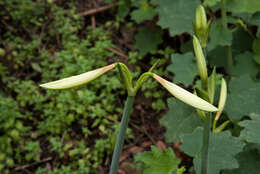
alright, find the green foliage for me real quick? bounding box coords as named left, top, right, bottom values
left=151, top=0, right=200, bottom=37
left=135, top=27, right=163, bottom=55
left=160, top=98, right=202, bottom=142
left=181, top=128, right=245, bottom=174
left=239, top=113, right=260, bottom=145
left=131, top=0, right=157, bottom=23
left=207, top=19, right=233, bottom=51
left=223, top=146, right=260, bottom=174
left=135, top=146, right=180, bottom=174
left=225, top=75, right=260, bottom=121
left=167, top=52, right=198, bottom=86
left=227, top=0, right=260, bottom=14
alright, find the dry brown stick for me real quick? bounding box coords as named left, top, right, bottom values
left=14, top=157, right=52, bottom=171
left=107, top=47, right=129, bottom=60
left=91, top=15, right=96, bottom=30
left=78, top=2, right=117, bottom=17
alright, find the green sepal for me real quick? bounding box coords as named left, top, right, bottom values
left=116, top=63, right=135, bottom=96
left=213, top=120, right=230, bottom=133
left=195, top=87, right=210, bottom=102
left=208, top=67, right=216, bottom=104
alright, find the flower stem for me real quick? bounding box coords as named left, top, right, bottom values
left=201, top=113, right=212, bottom=174
left=109, top=96, right=135, bottom=174
left=221, top=0, right=233, bottom=74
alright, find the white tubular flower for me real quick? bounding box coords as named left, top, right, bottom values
left=40, top=64, right=115, bottom=89
left=153, top=74, right=218, bottom=112
left=215, top=78, right=227, bottom=120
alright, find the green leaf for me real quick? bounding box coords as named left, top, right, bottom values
left=253, top=39, right=260, bottom=64
left=231, top=52, right=260, bottom=78
left=151, top=0, right=200, bottom=37
left=181, top=128, right=245, bottom=174
left=204, top=0, right=221, bottom=7
left=248, top=12, right=260, bottom=36
left=167, top=52, right=198, bottom=86
left=239, top=113, right=260, bottom=145
left=134, top=146, right=180, bottom=174
left=208, top=20, right=233, bottom=51
left=223, top=147, right=260, bottom=174
left=131, top=3, right=156, bottom=23
left=160, top=98, right=202, bottom=143
left=227, top=0, right=260, bottom=14
left=135, top=27, right=163, bottom=55
left=225, top=75, right=260, bottom=122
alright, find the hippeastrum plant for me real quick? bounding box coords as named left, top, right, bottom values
left=40, top=62, right=217, bottom=174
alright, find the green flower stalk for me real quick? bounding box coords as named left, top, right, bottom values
left=153, top=74, right=217, bottom=112
left=193, top=35, right=208, bottom=89
left=40, top=64, right=115, bottom=89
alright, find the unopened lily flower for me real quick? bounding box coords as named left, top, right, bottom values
left=215, top=78, right=227, bottom=120
left=40, top=64, right=115, bottom=89
left=153, top=74, right=218, bottom=112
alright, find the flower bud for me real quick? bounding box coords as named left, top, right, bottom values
left=40, top=64, right=115, bottom=89
left=153, top=74, right=218, bottom=112
left=194, top=5, right=209, bottom=48
left=215, top=78, right=227, bottom=120
left=196, top=5, right=207, bottom=31
left=193, top=35, right=208, bottom=86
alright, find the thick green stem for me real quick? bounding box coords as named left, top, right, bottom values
left=109, top=96, right=134, bottom=174
left=221, top=0, right=233, bottom=74
left=201, top=113, right=212, bottom=174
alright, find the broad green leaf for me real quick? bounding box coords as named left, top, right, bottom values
left=207, top=46, right=228, bottom=69
left=204, top=0, right=221, bottom=7
left=223, top=147, right=260, bottom=174
left=232, top=27, right=253, bottom=54
left=167, top=52, right=198, bottom=86
left=135, top=27, right=163, bottom=55
left=160, top=98, right=202, bottom=143
left=207, top=20, right=233, bottom=51
left=253, top=39, right=260, bottom=64
left=131, top=3, right=156, bottom=23
left=181, top=128, right=245, bottom=174
left=151, top=0, right=200, bottom=37
left=134, top=146, right=180, bottom=174
left=231, top=52, right=260, bottom=78
left=239, top=113, right=260, bottom=145
left=225, top=75, right=260, bottom=122
left=248, top=12, right=260, bottom=36
left=227, top=0, right=260, bottom=14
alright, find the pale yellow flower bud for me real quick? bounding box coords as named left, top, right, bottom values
left=193, top=35, right=208, bottom=87
left=196, top=5, right=207, bottom=31
left=40, top=64, right=115, bottom=89
left=153, top=74, right=218, bottom=112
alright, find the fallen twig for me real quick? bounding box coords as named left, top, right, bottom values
left=78, top=2, right=117, bottom=17
left=14, top=157, right=52, bottom=171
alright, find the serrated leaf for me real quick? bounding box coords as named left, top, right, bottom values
left=160, top=98, right=202, bottom=143
left=167, top=52, right=198, bottom=86
left=239, top=113, right=260, bottom=145
left=135, top=27, right=163, bottom=55
left=134, top=146, right=180, bottom=174
left=227, top=0, right=260, bottom=14
left=223, top=148, right=260, bottom=174
left=225, top=75, right=260, bottom=122
left=180, top=127, right=245, bottom=174
left=231, top=52, right=260, bottom=78
left=208, top=19, right=233, bottom=51
left=131, top=4, right=156, bottom=23
left=151, top=0, right=200, bottom=37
